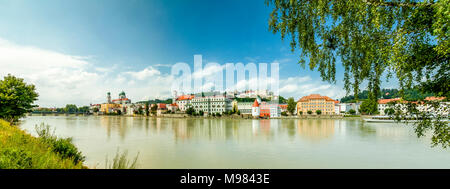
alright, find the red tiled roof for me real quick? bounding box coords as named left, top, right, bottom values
left=425, top=96, right=446, bottom=101
left=252, top=99, right=259, bottom=107
left=378, top=98, right=401, bottom=104
left=176, top=95, right=194, bottom=101
left=157, top=103, right=167, bottom=109
left=298, top=94, right=335, bottom=102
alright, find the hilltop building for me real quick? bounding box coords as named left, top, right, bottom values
left=297, top=94, right=336, bottom=115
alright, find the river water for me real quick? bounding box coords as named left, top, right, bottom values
left=19, top=116, right=450, bottom=169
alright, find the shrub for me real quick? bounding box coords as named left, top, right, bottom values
left=316, top=110, right=322, bottom=115
left=281, top=112, right=288, bottom=116
left=106, top=149, right=139, bottom=169
left=35, top=123, right=85, bottom=165
left=307, top=110, right=312, bottom=115
left=348, top=109, right=356, bottom=115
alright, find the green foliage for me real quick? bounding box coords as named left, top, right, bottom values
left=232, top=104, right=238, bottom=114
left=316, top=110, right=322, bottom=115
left=199, top=110, right=204, bottom=116
left=287, top=97, right=296, bottom=115
left=65, top=104, right=78, bottom=113
left=0, top=74, right=39, bottom=123
left=278, top=96, right=288, bottom=103
left=186, top=106, right=195, bottom=115
left=237, top=110, right=241, bottom=115
left=340, top=88, right=435, bottom=102
left=35, top=123, right=85, bottom=165
left=267, top=0, right=448, bottom=99
left=307, top=110, right=312, bottom=115
left=0, top=148, right=33, bottom=169
left=105, top=149, right=139, bottom=169
left=267, top=0, right=449, bottom=147
left=0, top=120, right=84, bottom=169
left=348, top=109, right=356, bottom=115
left=359, top=97, right=378, bottom=115
left=391, top=100, right=450, bottom=148
left=384, top=108, right=395, bottom=116
left=281, top=111, right=288, bottom=116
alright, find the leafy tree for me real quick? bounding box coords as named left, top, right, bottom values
left=232, top=104, right=238, bottom=114
left=287, top=97, right=296, bottom=115
left=359, top=95, right=378, bottom=115
left=145, top=102, right=150, bottom=116
left=186, top=107, right=195, bottom=115
left=93, top=107, right=99, bottom=113
left=348, top=109, right=356, bottom=115
left=150, top=104, right=157, bottom=114
left=199, top=110, right=204, bottom=116
left=278, top=96, right=288, bottom=103
left=65, top=104, right=78, bottom=113
left=0, top=74, right=39, bottom=123
left=384, top=108, right=395, bottom=116
left=237, top=110, right=241, bottom=115
left=77, top=106, right=90, bottom=113
left=307, top=110, right=312, bottom=115
left=267, top=0, right=449, bottom=147
left=316, top=110, right=322, bottom=115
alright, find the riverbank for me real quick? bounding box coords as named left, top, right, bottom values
left=0, top=119, right=85, bottom=169
left=29, top=112, right=362, bottom=120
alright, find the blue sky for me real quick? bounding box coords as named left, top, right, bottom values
left=0, top=0, right=398, bottom=107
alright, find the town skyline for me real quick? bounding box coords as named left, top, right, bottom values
left=0, top=0, right=402, bottom=107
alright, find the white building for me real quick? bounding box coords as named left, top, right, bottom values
left=191, top=92, right=233, bottom=114
left=175, top=95, right=194, bottom=112
left=252, top=99, right=260, bottom=117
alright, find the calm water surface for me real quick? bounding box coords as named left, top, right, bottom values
left=20, top=116, right=450, bottom=169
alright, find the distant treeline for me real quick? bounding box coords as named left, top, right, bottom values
left=136, top=99, right=173, bottom=105
left=34, top=104, right=90, bottom=113
left=340, top=89, right=434, bottom=103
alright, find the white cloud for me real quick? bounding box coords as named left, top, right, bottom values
left=0, top=38, right=174, bottom=107
left=123, top=66, right=161, bottom=80
left=279, top=76, right=345, bottom=100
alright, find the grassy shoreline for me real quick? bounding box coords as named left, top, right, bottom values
left=0, top=119, right=85, bottom=169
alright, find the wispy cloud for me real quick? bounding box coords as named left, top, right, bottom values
left=0, top=38, right=175, bottom=107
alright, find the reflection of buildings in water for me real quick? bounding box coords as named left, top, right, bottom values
left=252, top=120, right=259, bottom=136
left=173, top=119, right=188, bottom=141
left=99, top=116, right=128, bottom=140
left=251, top=119, right=276, bottom=138
left=296, top=119, right=335, bottom=141
left=371, top=124, right=410, bottom=139
left=334, top=120, right=346, bottom=136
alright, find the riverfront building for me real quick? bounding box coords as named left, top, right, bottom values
left=297, top=94, right=336, bottom=115
left=190, top=92, right=233, bottom=114
left=175, top=95, right=194, bottom=112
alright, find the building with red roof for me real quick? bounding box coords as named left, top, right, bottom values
left=297, top=94, right=336, bottom=115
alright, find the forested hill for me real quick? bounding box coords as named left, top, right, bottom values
left=340, top=89, right=434, bottom=103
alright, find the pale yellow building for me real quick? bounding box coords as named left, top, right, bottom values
left=297, top=94, right=337, bottom=115
left=100, top=103, right=122, bottom=113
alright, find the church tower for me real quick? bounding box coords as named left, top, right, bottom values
left=107, top=92, right=111, bottom=103
left=252, top=99, right=260, bottom=117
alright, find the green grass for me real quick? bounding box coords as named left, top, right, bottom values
left=105, top=149, right=139, bottom=169
left=0, top=119, right=85, bottom=169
